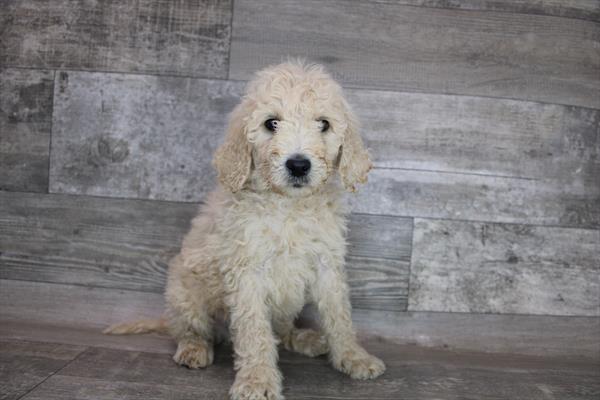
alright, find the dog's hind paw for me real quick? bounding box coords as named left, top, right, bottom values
left=173, top=339, right=214, bottom=369
left=284, top=328, right=329, bottom=357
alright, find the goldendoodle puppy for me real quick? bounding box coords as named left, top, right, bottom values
left=106, top=61, right=385, bottom=399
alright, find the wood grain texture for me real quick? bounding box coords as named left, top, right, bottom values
left=0, top=280, right=166, bottom=329
left=3, top=310, right=600, bottom=359
left=349, top=168, right=600, bottom=228
left=0, top=320, right=174, bottom=356
left=229, top=0, right=600, bottom=108
left=0, top=0, right=231, bottom=78
left=0, top=68, right=53, bottom=192
left=20, top=341, right=600, bottom=400
left=408, top=218, right=600, bottom=316
left=49, top=71, right=244, bottom=201
left=348, top=309, right=600, bottom=358
left=347, top=90, right=600, bottom=184
left=0, top=191, right=197, bottom=293
left=47, top=69, right=600, bottom=228
left=3, top=280, right=598, bottom=359
left=385, top=0, right=600, bottom=21
left=0, top=340, right=85, bottom=400
left=0, top=191, right=412, bottom=311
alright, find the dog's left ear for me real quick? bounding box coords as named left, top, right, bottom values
left=338, top=102, right=372, bottom=192
left=213, top=101, right=253, bottom=193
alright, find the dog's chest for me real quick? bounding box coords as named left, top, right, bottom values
left=232, top=196, right=346, bottom=307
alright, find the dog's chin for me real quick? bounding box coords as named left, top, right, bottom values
left=276, top=182, right=312, bottom=197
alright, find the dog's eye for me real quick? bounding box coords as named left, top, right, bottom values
left=319, top=119, right=330, bottom=133
left=264, top=119, right=279, bottom=132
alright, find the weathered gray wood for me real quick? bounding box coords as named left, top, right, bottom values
left=3, top=281, right=599, bottom=358
left=408, top=218, right=600, bottom=316
left=47, top=70, right=600, bottom=228
left=21, top=341, right=600, bottom=400
left=0, top=340, right=85, bottom=400
left=350, top=168, right=600, bottom=228
left=0, top=280, right=166, bottom=330
left=49, top=71, right=244, bottom=201
left=0, top=191, right=411, bottom=311
left=0, top=191, right=197, bottom=293
left=0, top=1, right=231, bottom=78
left=347, top=90, right=600, bottom=185
left=0, top=68, right=53, bottom=192
left=230, top=0, right=600, bottom=109
left=388, top=0, right=600, bottom=21
left=348, top=309, right=600, bottom=358
left=0, top=320, right=174, bottom=356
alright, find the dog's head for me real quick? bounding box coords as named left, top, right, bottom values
left=213, top=61, right=372, bottom=196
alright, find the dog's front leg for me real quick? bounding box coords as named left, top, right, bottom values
left=313, top=256, right=386, bottom=380
left=227, top=275, right=283, bottom=400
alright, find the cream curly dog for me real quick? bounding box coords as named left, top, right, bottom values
left=106, top=61, right=385, bottom=399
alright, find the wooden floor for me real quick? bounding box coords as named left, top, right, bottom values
left=1, top=322, right=599, bottom=400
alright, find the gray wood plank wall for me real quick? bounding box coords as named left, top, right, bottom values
left=1, top=0, right=599, bottom=330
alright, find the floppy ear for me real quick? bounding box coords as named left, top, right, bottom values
left=213, top=102, right=253, bottom=192
left=338, top=103, right=372, bottom=192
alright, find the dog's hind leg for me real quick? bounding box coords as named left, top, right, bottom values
left=165, top=256, right=216, bottom=369
left=171, top=319, right=214, bottom=369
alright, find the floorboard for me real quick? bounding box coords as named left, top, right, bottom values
left=0, top=340, right=86, bottom=400
left=0, top=69, right=54, bottom=193
left=230, top=0, right=600, bottom=108
left=0, top=1, right=232, bottom=78
left=1, top=334, right=596, bottom=400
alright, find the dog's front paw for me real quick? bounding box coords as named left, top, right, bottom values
left=229, top=379, right=283, bottom=400
left=173, top=339, right=213, bottom=369
left=334, top=348, right=386, bottom=380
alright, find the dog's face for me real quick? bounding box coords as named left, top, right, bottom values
left=214, top=62, right=372, bottom=196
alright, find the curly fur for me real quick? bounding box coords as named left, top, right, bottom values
left=105, top=61, right=383, bottom=400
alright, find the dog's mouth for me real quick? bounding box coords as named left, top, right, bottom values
left=289, top=176, right=309, bottom=188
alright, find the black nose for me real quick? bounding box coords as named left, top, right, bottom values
left=286, top=156, right=311, bottom=177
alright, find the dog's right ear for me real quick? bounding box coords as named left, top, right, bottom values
left=213, top=102, right=253, bottom=193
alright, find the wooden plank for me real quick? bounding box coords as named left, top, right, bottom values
left=349, top=168, right=600, bottom=228
left=0, top=191, right=197, bottom=293
left=3, top=281, right=599, bottom=359
left=0, top=1, right=231, bottom=78
left=22, top=341, right=600, bottom=400
left=0, top=68, right=53, bottom=192
left=49, top=71, right=244, bottom=202
left=348, top=309, right=600, bottom=358
left=0, top=340, right=85, bottom=400
left=386, top=0, right=600, bottom=22
left=408, top=218, right=600, bottom=316
left=346, top=89, right=600, bottom=184
left=229, top=0, right=600, bottom=108
left=0, top=320, right=174, bottom=356
left=47, top=69, right=599, bottom=228
left=0, top=191, right=411, bottom=311
left=0, top=280, right=166, bottom=330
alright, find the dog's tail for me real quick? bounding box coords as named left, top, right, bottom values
left=103, top=317, right=168, bottom=335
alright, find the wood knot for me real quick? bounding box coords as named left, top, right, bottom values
left=88, top=136, right=130, bottom=166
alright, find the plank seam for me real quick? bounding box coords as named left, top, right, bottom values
left=350, top=0, right=600, bottom=23
left=14, top=345, right=88, bottom=400
left=407, top=217, right=415, bottom=312
left=5, top=66, right=600, bottom=111
left=46, top=70, right=57, bottom=195
left=4, top=190, right=599, bottom=231
left=226, top=0, right=235, bottom=80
